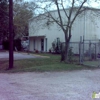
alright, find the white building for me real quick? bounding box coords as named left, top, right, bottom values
left=28, top=8, right=100, bottom=53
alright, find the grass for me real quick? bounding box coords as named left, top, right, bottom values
left=0, top=53, right=97, bottom=73
left=84, top=60, right=100, bottom=67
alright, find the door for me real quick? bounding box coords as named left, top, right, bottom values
left=41, top=39, right=44, bottom=52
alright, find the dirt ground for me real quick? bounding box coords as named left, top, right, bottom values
left=0, top=70, right=100, bottom=100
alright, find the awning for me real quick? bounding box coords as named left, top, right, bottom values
left=28, top=35, right=46, bottom=38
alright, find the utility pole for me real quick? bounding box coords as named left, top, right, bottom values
left=9, top=0, right=14, bottom=69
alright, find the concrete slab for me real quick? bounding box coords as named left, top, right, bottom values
left=0, top=52, right=45, bottom=60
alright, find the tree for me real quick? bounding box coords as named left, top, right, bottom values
left=35, top=0, right=98, bottom=62
left=0, top=0, right=9, bottom=41
left=13, top=0, right=36, bottom=38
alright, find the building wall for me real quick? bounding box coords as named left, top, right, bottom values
left=29, top=36, right=46, bottom=52
left=29, top=9, right=100, bottom=52
left=29, top=37, right=34, bottom=51
left=43, top=23, right=65, bottom=51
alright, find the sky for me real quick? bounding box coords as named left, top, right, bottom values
left=23, top=0, right=100, bottom=15
left=23, top=0, right=100, bottom=8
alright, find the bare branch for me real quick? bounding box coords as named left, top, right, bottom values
left=46, top=13, right=61, bottom=26
left=69, top=0, right=75, bottom=19
left=71, top=0, right=87, bottom=26
left=36, top=5, right=66, bottom=31
left=55, top=0, right=64, bottom=28
left=61, top=0, right=69, bottom=18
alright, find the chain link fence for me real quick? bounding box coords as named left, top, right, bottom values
left=62, top=40, right=100, bottom=67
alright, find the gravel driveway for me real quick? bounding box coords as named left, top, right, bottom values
left=0, top=70, right=100, bottom=100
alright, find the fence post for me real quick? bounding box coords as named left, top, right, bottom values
left=95, top=43, right=97, bottom=60
left=89, top=40, right=91, bottom=60
left=83, top=35, right=84, bottom=62
left=79, top=36, right=83, bottom=64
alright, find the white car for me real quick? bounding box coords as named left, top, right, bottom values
left=21, top=40, right=29, bottom=51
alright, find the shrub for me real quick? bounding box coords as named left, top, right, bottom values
left=68, top=47, right=74, bottom=62
left=52, top=38, right=61, bottom=54
left=2, top=40, right=9, bottom=50
left=2, top=39, right=21, bottom=51
left=60, top=43, right=74, bottom=62
left=14, top=38, right=21, bottom=51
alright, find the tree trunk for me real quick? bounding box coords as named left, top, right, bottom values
left=61, top=36, right=70, bottom=62
left=61, top=28, right=71, bottom=63
left=64, top=40, right=70, bottom=62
